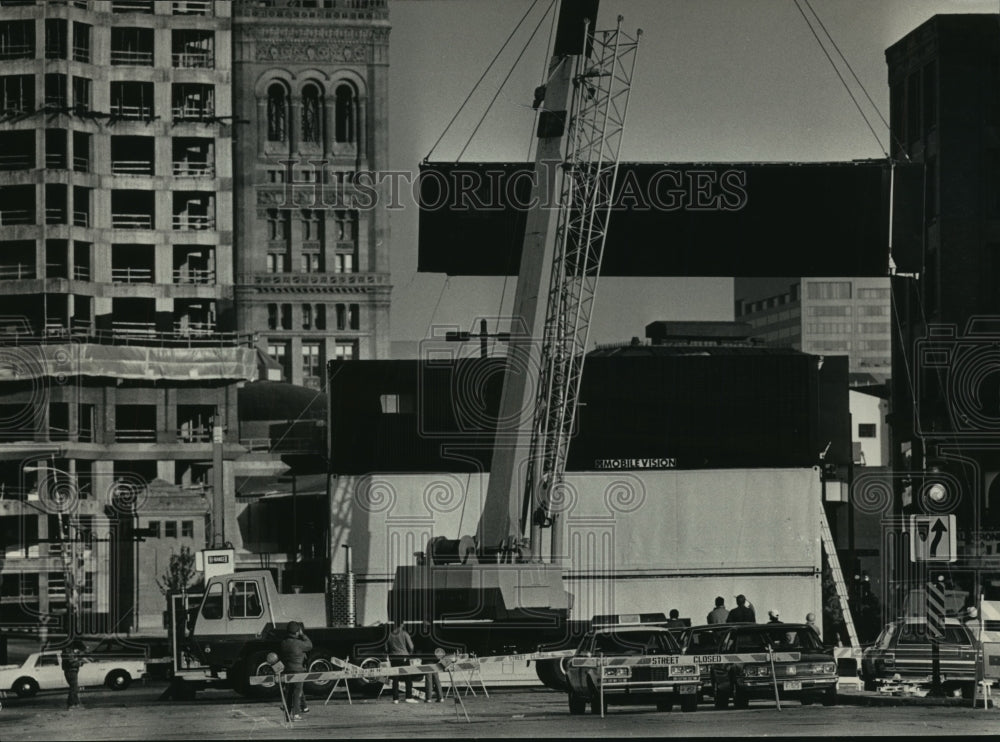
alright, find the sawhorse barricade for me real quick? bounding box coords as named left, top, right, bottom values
left=249, top=648, right=582, bottom=723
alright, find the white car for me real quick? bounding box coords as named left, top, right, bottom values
left=0, top=651, right=146, bottom=698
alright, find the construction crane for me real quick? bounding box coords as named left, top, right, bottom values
left=476, top=1, right=641, bottom=565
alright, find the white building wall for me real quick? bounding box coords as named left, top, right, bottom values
left=850, top=390, right=888, bottom=467
left=327, top=467, right=824, bottom=636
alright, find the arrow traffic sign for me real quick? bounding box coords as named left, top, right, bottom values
left=909, top=515, right=957, bottom=562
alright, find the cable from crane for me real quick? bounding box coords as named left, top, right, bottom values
left=455, top=0, right=558, bottom=164
left=423, top=0, right=542, bottom=163
left=803, top=0, right=889, bottom=129
left=800, top=0, right=911, bottom=161
left=792, top=0, right=887, bottom=158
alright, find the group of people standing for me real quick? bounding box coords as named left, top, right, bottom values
left=706, top=594, right=757, bottom=624
left=276, top=619, right=445, bottom=720
left=705, top=595, right=820, bottom=633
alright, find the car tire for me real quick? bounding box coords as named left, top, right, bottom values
left=799, top=695, right=815, bottom=706
left=680, top=694, right=698, bottom=712
left=821, top=687, right=838, bottom=707
left=304, top=651, right=336, bottom=695
left=732, top=685, right=749, bottom=709
left=656, top=699, right=673, bottom=712
left=351, top=657, right=385, bottom=698
left=105, top=670, right=132, bottom=691
left=13, top=677, right=39, bottom=698
left=713, top=681, right=729, bottom=710
left=568, top=693, right=586, bottom=715
left=243, top=651, right=281, bottom=699
left=536, top=658, right=570, bottom=692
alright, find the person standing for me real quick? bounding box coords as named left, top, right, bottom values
left=386, top=621, right=417, bottom=704
left=666, top=609, right=686, bottom=628
left=767, top=609, right=781, bottom=623
left=279, top=620, right=312, bottom=721
left=727, top=594, right=756, bottom=623
left=61, top=640, right=87, bottom=710
left=424, top=657, right=445, bottom=703
left=805, top=612, right=819, bottom=635
left=707, top=596, right=729, bottom=624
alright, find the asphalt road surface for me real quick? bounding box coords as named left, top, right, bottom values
left=2, top=682, right=997, bottom=739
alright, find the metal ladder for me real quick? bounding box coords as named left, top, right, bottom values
left=819, top=509, right=860, bottom=651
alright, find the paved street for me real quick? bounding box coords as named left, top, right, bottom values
left=2, top=682, right=997, bottom=739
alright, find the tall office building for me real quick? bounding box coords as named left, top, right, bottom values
left=232, top=0, right=391, bottom=389
left=734, top=277, right=892, bottom=384
left=886, top=15, right=1000, bottom=561
left=0, top=0, right=255, bottom=632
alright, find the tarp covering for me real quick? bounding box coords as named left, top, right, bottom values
left=330, top=468, right=823, bottom=626
left=0, top=344, right=257, bottom=381
left=417, top=160, right=902, bottom=277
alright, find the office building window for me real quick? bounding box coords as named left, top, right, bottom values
left=334, top=340, right=356, bottom=361
left=302, top=341, right=322, bottom=388
left=805, top=282, right=851, bottom=300
left=164, top=521, right=177, bottom=538
left=301, top=83, right=323, bottom=143
left=858, top=423, right=877, bottom=439
left=147, top=521, right=160, bottom=538
left=268, top=341, right=291, bottom=381
left=807, top=305, right=851, bottom=317
left=267, top=82, right=288, bottom=142
left=181, top=520, right=194, bottom=538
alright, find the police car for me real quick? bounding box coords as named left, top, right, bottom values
left=565, top=614, right=700, bottom=715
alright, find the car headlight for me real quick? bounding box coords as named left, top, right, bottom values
left=812, top=663, right=835, bottom=674
left=742, top=664, right=770, bottom=677
left=602, top=667, right=631, bottom=678
left=668, top=664, right=698, bottom=676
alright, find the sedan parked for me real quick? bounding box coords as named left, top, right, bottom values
left=0, top=651, right=146, bottom=698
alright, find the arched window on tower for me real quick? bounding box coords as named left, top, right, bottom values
left=267, top=83, right=288, bottom=142
left=335, top=83, right=355, bottom=143
left=301, top=83, right=322, bottom=144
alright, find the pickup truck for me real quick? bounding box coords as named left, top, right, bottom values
left=0, top=651, right=146, bottom=698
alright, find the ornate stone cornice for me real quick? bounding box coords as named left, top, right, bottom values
left=239, top=272, right=390, bottom=289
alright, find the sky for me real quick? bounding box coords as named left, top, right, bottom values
left=385, top=0, right=1000, bottom=349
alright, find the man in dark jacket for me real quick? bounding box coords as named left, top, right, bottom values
left=726, top=594, right=757, bottom=623
left=279, top=620, right=312, bottom=720
left=61, top=640, right=87, bottom=709
left=386, top=621, right=416, bottom=703
left=707, top=596, right=729, bottom=624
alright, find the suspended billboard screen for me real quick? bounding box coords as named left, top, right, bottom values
left=417, top=160, right=911, bottom=277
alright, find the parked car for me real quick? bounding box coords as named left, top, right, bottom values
left=677, top=623, right=748, bottom=701
left=860, top=617, right=978, bottom=696
left=708, top=623, right=837, bottom=708
left=565, top=617, right=700, bottom=715
left=87, top=636, right=173, bottom=679
left=0, top=651, right=146, bottom=698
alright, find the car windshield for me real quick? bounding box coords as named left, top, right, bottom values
left=731, top=627, right=824, bottom=652
left=591, top=629, right=678, bottom=656
left=686, top=628, right=727, bottom=652
left=898, top=625, right=970, bottom=646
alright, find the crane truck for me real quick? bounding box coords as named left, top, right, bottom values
left=184, top=0, right=640, bottom=697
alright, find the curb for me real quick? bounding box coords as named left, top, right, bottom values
left=838, top=690, right=993, bottom=709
